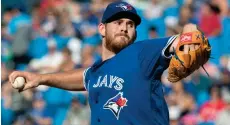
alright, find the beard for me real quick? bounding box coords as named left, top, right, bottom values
left=105, top=31, right=136, bottom=54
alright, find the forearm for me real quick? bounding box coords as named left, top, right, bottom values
left=40, top=68, right=86, bottom=91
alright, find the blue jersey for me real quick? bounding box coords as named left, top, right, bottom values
left=83, top=36, right=177, bottom=125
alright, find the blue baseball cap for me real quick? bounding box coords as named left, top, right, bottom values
left=101, top=1, right=141, bottom=26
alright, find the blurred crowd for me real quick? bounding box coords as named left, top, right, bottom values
left=1, top=0, right=230, bottom=125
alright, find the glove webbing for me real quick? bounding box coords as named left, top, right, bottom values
left=172, top=47, right=209, bottom=77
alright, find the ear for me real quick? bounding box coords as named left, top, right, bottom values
left=98, top=23, right=105, bottom=37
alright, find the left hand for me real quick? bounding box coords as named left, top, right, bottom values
left=170, top=23, right=201, bottom=54
left=167, top=23, right=211, bottom=83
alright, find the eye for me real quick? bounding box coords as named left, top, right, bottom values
left=128, top=23, right=134, bottom=28
left=127, top=22, right=134, bottom=28
left=114, top=20, right=122, bottom=25
left=117, top=21, right=122, bottom=25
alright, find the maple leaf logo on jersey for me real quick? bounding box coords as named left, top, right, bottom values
left=103, top=92, right=128, bottom=120
left=116, top=4, right=133, bottom=11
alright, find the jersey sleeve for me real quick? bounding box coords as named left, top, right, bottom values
left=138, top=35, right=177, bottom=78
left=161, top=35, right=178, bottom=59
left=83, top=67, right=91, bottom=91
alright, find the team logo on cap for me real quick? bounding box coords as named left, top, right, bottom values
left=103, top=92, right=128, bottom=120
left=116, top=3, right=133, bottom=11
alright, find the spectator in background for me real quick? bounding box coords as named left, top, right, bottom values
left=227, top=56, right=230, bottom=73
left=2, top=81, right=13, bottom=109
left=64, top=96, right=90, bottom=125
left=77, top=2, right=101, bottom=68
left=183, top=0, right=193, bottom=6
left=55, top=9, right=76, bottom=37
left=3, top=8, right=12, bottom=24
left=169, top=105, right=180, bottom=125
left=175, top=5, right=197, bottom=33
left=215, top=89, right=230, bottom=125
left=31, top=4, right=42, bottom=38
left=29, top=93, right=52, bottom=125
left=11, top=89, right=34, bottom=122
left=166, top=81, right=186, bottom=124
left=28, top=39, right=64, bottom=73
left=167, top=81, right=188, bottom=109
left=144, top=0, right=177, bottom=20
left=2, top=11, right=13, bottom=41
left=1, top=63, right=10, bottom=84
left=4, top=5, right=31, bottom=37
left=164, top=16, right=179, bottom=37
left=228, top=8, right=230, bottom=17
left=39, top=0, right=63, bottom=19
left=90, top=0, right=109, bottom=20
left=199, top=85, right=226, bottom=123
left=144, top=0, right=165, bottom=20
left=182, top=76, right=197, bottom=99
left=219, top=56, right=230, bottom=84
left=1, top=23, right=13, bottom=67
left=148, top=26, right=158, bottom=38
left=41, top=8, right=58, bottom=36
left=166, top=81, right=199, bottom=125
left=3, top=5, right=32, bottom=67
left=52, top=8, right=83, bottom=54
left=67, top=37, right=82, bottom=65
left=63, top=0, right=83, bottom=23
left=166, top=27, right=179, bottom=37
left=59, top=48, right=76, bottom=71
left=180, top=93, right=198, bottom=125
left=81, top=44, right=97, bottom=68
left=211, top=0, right=229, bottom=17
left=2, top=82, right=34, bottom=124
left=12, top=114, right=36, bottom=125
left=179, top=5, right=194, bottom=25
left=199, top=2, right=222, bottom=37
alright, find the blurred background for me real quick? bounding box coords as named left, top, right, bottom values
left=1, top=0, right=230, bottom=125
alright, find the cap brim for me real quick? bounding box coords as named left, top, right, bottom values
left=104, top=11, right=141, bottom=26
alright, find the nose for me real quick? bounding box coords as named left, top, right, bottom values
left=120, top=23, right=128, bottom=33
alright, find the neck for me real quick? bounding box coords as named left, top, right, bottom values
left=102, top=41, right=115, bottom=61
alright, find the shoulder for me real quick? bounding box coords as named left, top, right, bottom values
left=128, top=36, right=176, bottom=54
left=133, top=37, right=174, bottom=47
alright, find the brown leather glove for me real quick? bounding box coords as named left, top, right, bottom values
left=168, top=31, right=211, bottom=83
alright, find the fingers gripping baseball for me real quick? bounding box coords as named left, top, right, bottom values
left=9, top=71, right=41, bottom=92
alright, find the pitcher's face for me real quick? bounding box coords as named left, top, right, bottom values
left=103, top=18, right=136, bottom=53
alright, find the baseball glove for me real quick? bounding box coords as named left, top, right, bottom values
left=167, top=31, right=211, bottom=83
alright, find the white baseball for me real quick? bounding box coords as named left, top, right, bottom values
left=12, top=77, right=25, bottom=89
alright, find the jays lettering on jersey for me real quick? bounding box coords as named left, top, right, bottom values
left=83, top=36, right=177, bottom=125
